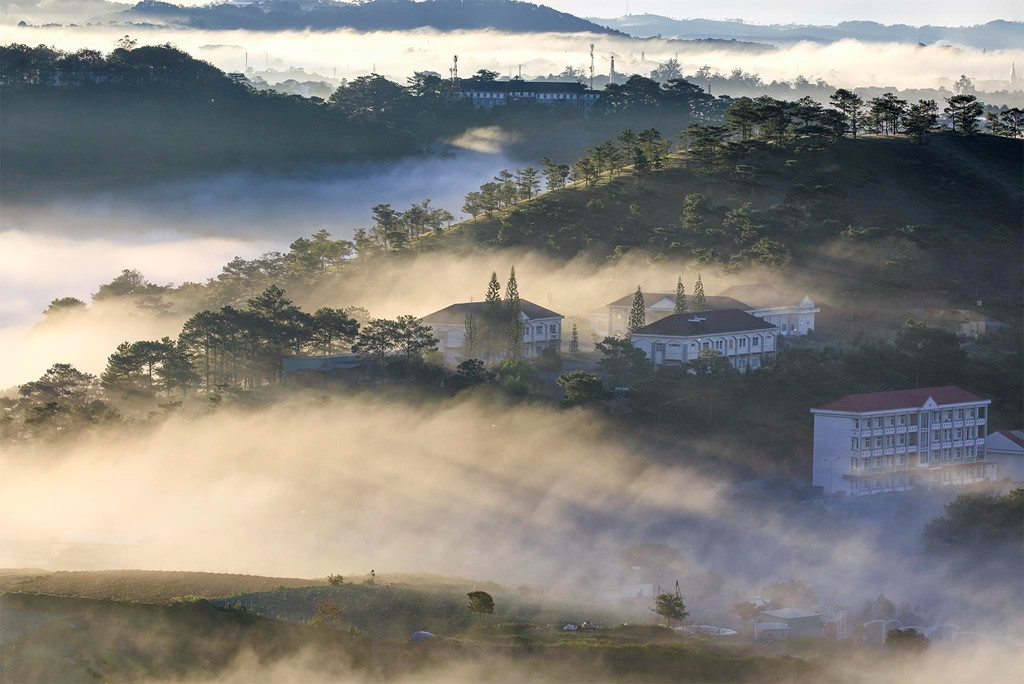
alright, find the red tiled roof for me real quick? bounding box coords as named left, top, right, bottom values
left=814, top=386, right=986, bottom=413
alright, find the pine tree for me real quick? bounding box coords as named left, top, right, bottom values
left=483, top=271, right=502, bottom=358
left=568, top=323, right=580, bottom=358
left=627, top=286, right=646, bottom=333
left=505, top=266, right=523, bottom=357
left=694, top=273, right=706, bottom=312
left=674, top=276, right=687, bottom=314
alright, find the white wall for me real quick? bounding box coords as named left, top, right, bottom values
left=812, top=414, right=853, bottom=495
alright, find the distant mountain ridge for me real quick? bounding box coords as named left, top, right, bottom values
left=112, top=0, right=625, bottom=34
left=592, top=15, right=1023, bottom=50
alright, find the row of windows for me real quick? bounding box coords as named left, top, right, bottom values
left=464, top=92, right=590, bottom=100
left=852, top=406, right=985, bottom=430
left=920, top=447, right=976, bottom=464
left=851, top=433, right=918, bottom=450
left=523, top=323, right=559, bottom=338
left=851, top=453, right=908, bottom=470
left=927, top=427, right=978, bottom=442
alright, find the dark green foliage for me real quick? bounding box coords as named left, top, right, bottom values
left=885, top=628, right=929, bottom=653
left=944, top=94, right=984, bottom=134
left=42, top=297, right=87, bottom=316
left=673, top=277, right=687, bottom=314
left=693, top=274, right=706, bottom=311
left=467, top=590, right=495, bottom=615
left=557, top=370, right=605, bottom=406
left=923, top=489, right=1023, bottom=553
left=447, top=359, right=497, bottom=391
left=596, top=337, right=652, bottom=388
left=651, top=592, right=688, bottom=625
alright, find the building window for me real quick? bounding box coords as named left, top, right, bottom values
left=752, top=337, right=760, bottom=347
left=944, top=410, right=952, bottom=421
left=875, top=437, right=882, bottom=448
left=968, top=408, right=975, bottom=418
left=853, top=418, right=860, bottom=429
left=702, top=341, right=710, bottom=350
left=739, top=338, right=747, bottom=348
left=887, top=416, right=895, bottom=427
left=728, top=339, right=734, bottom=349
left=921, top=452, right=928, bottom=464
left=536, top=325, right=544, bottom=335
left=715, top=340, right=723, bottom=350
left=956, top=409, right=963, bottom=420
left=898, top=415, right=906, bottom=426
left=851, top=458, right=858, bottom=470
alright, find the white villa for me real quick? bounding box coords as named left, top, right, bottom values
left=810, top=386, right=994, bottom=497
left=420, top=300, right=563, bottom=365
left=629, top=309, right=778, bottom=371
left=591, top=283, right=818, bottom=339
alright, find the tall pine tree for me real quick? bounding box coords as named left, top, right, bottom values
left=674, top=276, right=687, bottom=314
left=483, top=271, right=502, bottom=359
left=694, top=274, right=706, bottom=312
left=505, top=266, right=523, bottom=357
left=569, top=323, right=580, bottom=358
left=627, top=286, right=647, bottom=333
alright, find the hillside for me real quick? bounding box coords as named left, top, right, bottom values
left=115, top=0, right=625, bottom=34
left=428, top=133, right=1023, bottom=318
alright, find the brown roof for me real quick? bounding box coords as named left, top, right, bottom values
left=815, top=386, right=986, bottom=413
left=421, top=299, right=561, bottom=326
left=632, top=309, right=776, bottom=336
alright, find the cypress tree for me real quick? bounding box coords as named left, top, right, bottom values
left=627, top=286, right=646, bottom=333
left=569, top=323, right=580, bottom=358
left=674, top=276, right=687, bottom=314
left=694, top=273, right=706, bottom=312
left=505, top=266, right=523, bottom=357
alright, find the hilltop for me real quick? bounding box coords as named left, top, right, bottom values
left=106, top=0, right=625, bottom=34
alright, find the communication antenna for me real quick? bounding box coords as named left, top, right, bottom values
left=450, top=55, right=459, bottom=84
left=517, top=64, right=522, bottom=79
left=589, top=43, right=594, bottom=90
left=610, top=55, right=616, bottom=84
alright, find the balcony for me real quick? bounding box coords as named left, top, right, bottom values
left=953, top=420, right=964, bottom=428
left=908, top=425, right=918, bottom=432
left=976, top=419, right=985, bottom=426
left=896, top=426, right=907, bottom=434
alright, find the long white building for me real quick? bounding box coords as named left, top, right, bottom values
left=810, top=386, right=994, bottom=496
left=420, top=300, right=563, bottom=365
left=629, top=309, right=778, bottom=371
left=591, top=284, right=818, bottom=339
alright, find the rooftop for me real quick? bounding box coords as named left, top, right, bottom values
left=761, top=608, right=820, bottom=620
left=457, top=79, right=589, bottom=93
left=989, top=429, right=1024, bottom=451
left=814, top=386, right=987, bottom=413
left=608, top=292, right=750, bottom=310
left=421, top=299, right=561, bottom=326
left=632, top=308, right=777, bottom=337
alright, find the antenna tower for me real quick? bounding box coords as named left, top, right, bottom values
left=450, top=55, right=459, bottom=84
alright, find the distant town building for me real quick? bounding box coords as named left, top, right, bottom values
left=985, top=430, right=1024, bottom=483
left=811, top=386, right=994, bottom=496
left=591, top=285, right=818, bottom=339
left=420, top=300, right=563, bottom=365
left=629, top=309, right=778, bottom=371
left=758, top=608, right=822, bottom=638
left=450, top=78, right=601, bottom=111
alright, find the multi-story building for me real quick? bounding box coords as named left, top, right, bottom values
left=450, top=79, right=601, bottom=111
left=810, top=386, right=994, bottom=496
left=629, top=309, right=778, bottom=371
left=420, top=300, right=563, bottom=365
left=591, top=285, right=818, bottom=339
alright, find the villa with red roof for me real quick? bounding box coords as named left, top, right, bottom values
left=985, top=430, right=1024, bottom=483
left=810, top=386, right=995, bottom=496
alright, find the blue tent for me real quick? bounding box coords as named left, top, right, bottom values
left=410, top=631, right=437, bottom=643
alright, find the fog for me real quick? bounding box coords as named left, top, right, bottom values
left=2, top=395, right=1021, bottom=637
left=0, top=245, right=803, bottom=388
left=3, top=24, right=1022, bottom=90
